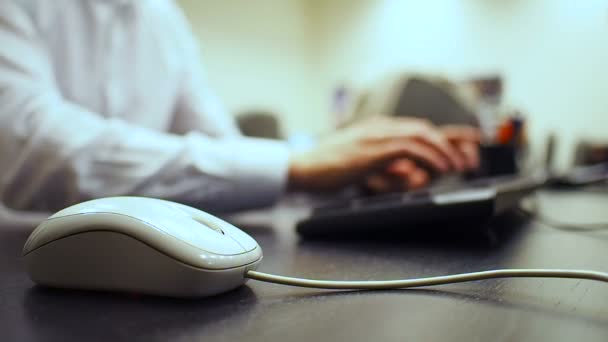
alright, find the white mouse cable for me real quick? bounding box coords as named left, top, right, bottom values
left=245, top=269, right=608, bottom=290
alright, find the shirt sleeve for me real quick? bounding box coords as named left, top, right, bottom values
left=0, top=2, right=290, bottom=213
left=168, top=2, right=241, bottom=139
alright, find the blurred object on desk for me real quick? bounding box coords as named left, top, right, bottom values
left=474, top=114, right=529, bottom=178
left=496, top=114, right=526, bottom=146
left=237, top=111, right=283, bottom=139
left=466, top=75, right=503, bottom=143
left=574, top=140, right=608, bottom=166
left=346, top=73, right=479, bottom=127
left=476, top=144, right=519, bottom=177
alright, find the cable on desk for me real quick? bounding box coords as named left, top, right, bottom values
left=245, top=269, right=608, bottom=290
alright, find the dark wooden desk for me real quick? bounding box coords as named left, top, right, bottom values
left=1, top=190, right=607, bottom=341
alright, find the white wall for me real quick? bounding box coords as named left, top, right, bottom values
left=313, top=0, right=608, bottom=166
left=176, top=0, right=325, bottom=135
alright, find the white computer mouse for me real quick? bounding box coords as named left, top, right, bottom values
left=22, top=197, right=263, bottom=297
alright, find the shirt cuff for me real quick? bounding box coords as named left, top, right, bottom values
left=186, top=133, right=290, bottom=211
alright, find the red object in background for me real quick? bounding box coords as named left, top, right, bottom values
left=497, top=120, right=515, bottom=145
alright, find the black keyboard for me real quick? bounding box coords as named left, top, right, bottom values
left=296, top=174, right=546, bottom=238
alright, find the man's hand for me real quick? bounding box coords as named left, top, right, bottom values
left=287, top=117, right=480, bottom=192
left=364, top=125, right=481, bottom=193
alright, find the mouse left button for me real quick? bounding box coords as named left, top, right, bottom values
left=23, top=220, right=54, bottom=255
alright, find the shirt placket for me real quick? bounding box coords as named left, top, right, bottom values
left=102, top=2, right=132, bottom=116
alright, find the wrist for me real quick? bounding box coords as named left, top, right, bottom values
left=287, top=152, right=306, bottom=192
left=287, top=151, right=311, bottom=192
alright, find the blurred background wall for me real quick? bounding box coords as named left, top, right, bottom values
left=177, top=0, right=325, bottom=135
left=177, top=0, right=608, bottom=168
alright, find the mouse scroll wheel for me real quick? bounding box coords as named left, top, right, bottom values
left=192, top=216, right=225, bottom=235
left=165, top=203, right=225, bottom=234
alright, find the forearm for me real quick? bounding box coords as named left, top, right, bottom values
left=0, top=91, right=290, bottom=212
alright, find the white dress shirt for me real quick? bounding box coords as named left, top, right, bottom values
left=0, top=0, right=290, bottom=223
